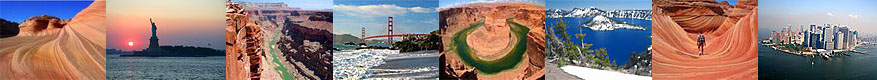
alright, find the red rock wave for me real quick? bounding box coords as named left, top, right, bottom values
left=0, top=0, right=106, bottom=79
left=652, top=0, right=758, bottom=79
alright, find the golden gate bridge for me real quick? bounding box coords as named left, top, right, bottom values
left=360, top=16, right=430, bottom=43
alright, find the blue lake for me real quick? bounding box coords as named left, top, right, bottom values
left=545, top=17, right=652, bottom=65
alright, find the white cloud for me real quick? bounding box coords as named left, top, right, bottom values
left=409, top=7, right=434, bottom=13
left=826, top=12, right=834, bottom=16
left=848, top=14, right=859, bottom=19
left=334, top=4, right=436, bottom=17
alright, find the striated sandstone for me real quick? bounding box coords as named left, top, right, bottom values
left=0, top=0, right=107, bottom=79
left=225, top=1, right=266, bottom=80
left=652, top=0, right=759, bottom=79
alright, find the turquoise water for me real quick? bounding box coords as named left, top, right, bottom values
left=452, top=19, right=530, bottom=74
left=545, top=17, right=652, bottom=65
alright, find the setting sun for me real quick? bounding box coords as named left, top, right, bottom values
left=128, top=41, right=134, bottom=46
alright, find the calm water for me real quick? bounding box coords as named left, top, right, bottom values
left=759, top=44, right=877, bottom=79
left=107, top=54, right=225, bottom=79
left=546, top=17, right=652, bottom=65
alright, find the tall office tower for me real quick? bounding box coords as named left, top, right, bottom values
left=813, top=25, right=819, bottom=48
left=836, top=31, right=845, bottom=50
left=804, top=29, right=810, bottom=47
left=837, top=26, right=850, bottom=49
left=851, top=31, right=857, bottom=48
left=825, top=26, right=835, bottom=50
left=781, top=27, right=790, bottom=44
left=816, top=25, right=825, bottom=49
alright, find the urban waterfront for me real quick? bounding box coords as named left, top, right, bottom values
left=759, top=44, right=877, bottom=79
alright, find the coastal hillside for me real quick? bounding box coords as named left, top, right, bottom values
left=334, top=34, right=361, bottom=44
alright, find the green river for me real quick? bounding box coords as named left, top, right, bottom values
left=452, top=18, right=530, bottom=74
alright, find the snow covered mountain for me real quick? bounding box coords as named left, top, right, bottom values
left=581, top=15, right=646, bottom=31
left=546, top=7, right=651, bottom=20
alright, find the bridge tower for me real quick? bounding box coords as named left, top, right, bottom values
left=388, top=16, right=394, bottom=43
left=361, top=25, right=365, bottom=42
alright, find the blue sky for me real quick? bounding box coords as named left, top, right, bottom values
left=716, top=0, right=736, bottom=5
left=440, top=0, right=544, bottom=8
left=231, top=0, right=332, bottom=10
left=0, top=1, right=92, bottom=23
left=334, top=0, right=438, bottom=40
left=545, top=0, right=650, bottom=10
left=760, top=0, right=877, bottom=35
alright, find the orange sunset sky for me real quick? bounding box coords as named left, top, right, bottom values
left=107, top=0, right=225, bottom=51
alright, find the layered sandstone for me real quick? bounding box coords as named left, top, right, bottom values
left=0, top=0, right=106, bottom=79
left=439, top=3, right=545, bottom=80
left=652, top=0, right=758, bottom=79
left=225, top=1, right=266, bottom=80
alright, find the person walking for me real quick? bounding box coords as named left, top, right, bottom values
left=698, top=34, right=705, bottom=56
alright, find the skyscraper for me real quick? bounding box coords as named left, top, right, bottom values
left=837, top=26, right=850, bottom=49
left=824, top=26, right=835, bottom=50
left=804, top=25, right=811, bottom=47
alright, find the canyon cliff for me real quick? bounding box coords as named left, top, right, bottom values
left=226, top=1, right=333, bottom=80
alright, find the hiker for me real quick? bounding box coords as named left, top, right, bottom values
left=698, top=34, right=705, bottom=56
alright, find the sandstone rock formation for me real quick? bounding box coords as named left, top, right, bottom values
left=0, top=0, right=106, bottom=79
left=439, top=3, right=545, bottom=80
left=652, top=0, right=758, bottom=79
left=227, top=1, right=333, bottom=80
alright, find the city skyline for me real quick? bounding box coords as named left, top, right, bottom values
left=768, top=24, right=859, bottom=51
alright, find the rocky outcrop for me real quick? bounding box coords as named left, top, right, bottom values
left=225, top=1, right=264, bottom=80
left=439, top=3, right=545, bottom=80
left=0, top=0, right=106, bottom=79
left=621, top=48, right=652, bottom=76
left=391, top=31, right=441, bottom=52
left=15, top=15, right=70, bottom=37
left=652, top=0, right=758, bottom=79
left=0, top=19, right=19, bottom=38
